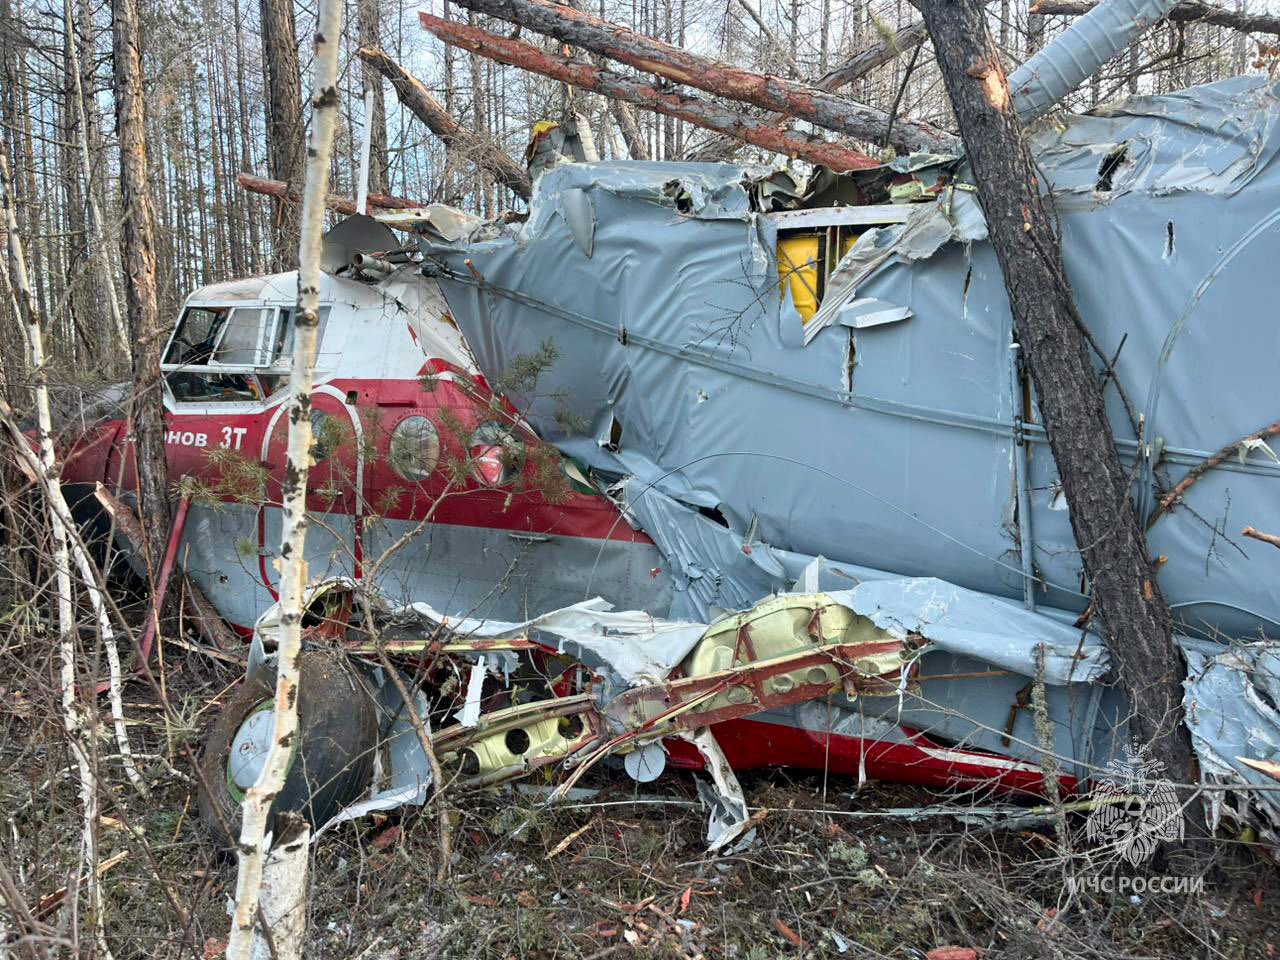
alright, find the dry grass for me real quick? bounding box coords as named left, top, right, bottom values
left=4, top=631, right=1275, bottom=960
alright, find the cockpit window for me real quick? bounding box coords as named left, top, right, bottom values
left=163, top=306, right=227, bottom=365
left=212, top=308, right=269, bottom=365
left=162, top=304, right=330, bottom=405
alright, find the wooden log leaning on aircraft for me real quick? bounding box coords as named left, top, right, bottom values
left=694, top=19, right=931, bottom=162
left=418, top=13, right=884, bottom=171
left=236, top=173, right=423, bottom=216
left=1031, top=0, right=1280, bottom=34
left=357, top=47, right=534, bottom=200
left=438, top=0, right=957, bottom=155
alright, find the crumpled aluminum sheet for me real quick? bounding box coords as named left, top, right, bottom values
left=426, top=76, right=1280, bottom=642
left=1181, top=638, right=1280, bottom=843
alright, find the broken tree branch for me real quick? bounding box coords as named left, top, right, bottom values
left=1243, top=526, right=1280, bottom=550
left=357, top=46, right=533, bottom=199
left=235, top=172, right=422, bottom=215
left=419, top=13, right=882, bottom=171
left=812, top=20, right=930, bottom=92
left=1145, top=418, right=1280, bottom=530
left=732, top=0, right=802, bottom=75
left=610, top=100, right=650, bottom=159
left=438, top=0, right=956, bottom=155
left=1032, top=0, right=1280, bottom=36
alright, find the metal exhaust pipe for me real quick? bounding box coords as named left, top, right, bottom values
left=1008, top=0, right=1180, bottom=123
left=351, top=252, right=396, bottom=276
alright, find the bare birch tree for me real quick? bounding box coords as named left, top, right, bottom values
left=1, top=144, right=111, bottom=958
left=224, top=0, right=344, bottom=954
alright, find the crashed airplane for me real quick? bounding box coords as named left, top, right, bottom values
left=58, top=0, right=1280, bottom=850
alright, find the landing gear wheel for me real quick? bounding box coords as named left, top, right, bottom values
left=197, top=649, right=378, bottom=850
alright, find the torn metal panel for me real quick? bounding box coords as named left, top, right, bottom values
left=828, top=578, right=1110, bottom=684
left=426, top=77, right=1280, bottom=643
left=1027, top=76, right=1280, bottom=199
left=398, top=596, right=707, bottom=685
left=1181, top=638, right=1280, bottom=844
left=807, top=184, right=986, bottom=344
left=229, top=559, right=1280, bottom=851
left=689, top=729, right=753, bottom=851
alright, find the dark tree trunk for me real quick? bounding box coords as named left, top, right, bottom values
left=915, top=0, right=1200, bottom=835
left=111, top=0, right=171, bottom=581
left=259, top=0, right=303, bottom=268
left=357, top=0, right=390, bottom=195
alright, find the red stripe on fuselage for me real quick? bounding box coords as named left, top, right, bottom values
left=62, top=376, right=654, bottom=546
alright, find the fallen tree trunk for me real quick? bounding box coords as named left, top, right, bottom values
left=1032, top=0, right=1280, bottom=35
left=694, top=20, right=931, bottom=163
left=236, top=172, right=422, bottom=215
left=439, top=0, right=956, bottom=155
left=916, top=0, right=1201, bottom=840
left=357, top=46, right=533, bottom=199
left=419, top=13, right=883, bottom=171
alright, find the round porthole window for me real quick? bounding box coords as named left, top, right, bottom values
left=469, top=421, right=524, bottom=486
left=389, top=415, right=441, bottom=482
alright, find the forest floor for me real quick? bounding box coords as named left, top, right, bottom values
left=2, top=635, right=1277, bottom=960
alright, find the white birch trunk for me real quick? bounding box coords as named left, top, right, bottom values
left=1, top=147, right=111, bottom=958
left=250, top=814, right=311, bottom=960
left=0, top=405, right=148, bottom=800
left=224, top=0, right=343, bottom=954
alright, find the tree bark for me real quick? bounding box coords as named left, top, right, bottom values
left=915, top=0, right=1199, bottom=835
left=358, top=46, right=533, bottom=199
left=111, top=0, right=171, bottom=590
left=811, top=19, right=928, bottom=92
left=1, top=143, right=111, bottom=957
left=259, top=0, right=304, bottom=267
left=440, top=0, right=956, bottom=155
left=235, top=172, right=423, bottom=216
left=357, top=0, right=390, bottom=195
left=610, top=100, right=650, bottom=160
left=1032, top=0, right=1280, bottom=35
left=417, top=14, right=884, bottom=171
left=249, top=814, right=310, bottom=960
left=695, top=18, right=931, bottom=164
left=226, top=0, right=343, bottom=954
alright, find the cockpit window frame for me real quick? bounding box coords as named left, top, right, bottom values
left=161, top=301, right=331, bottom=410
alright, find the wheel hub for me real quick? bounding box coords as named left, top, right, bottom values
left=228, top=701, right=276, bottom=792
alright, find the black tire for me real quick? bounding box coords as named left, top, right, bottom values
left=197, top=649, right=379, bottom=850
